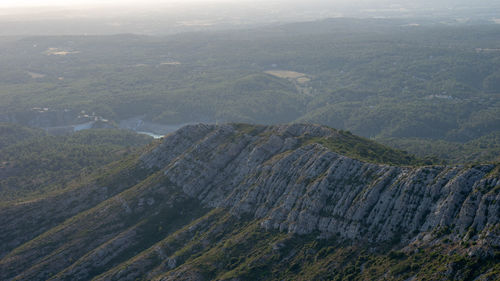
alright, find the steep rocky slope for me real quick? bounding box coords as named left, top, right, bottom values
left=1, top=123, right=499, bottom=280
left=143, top=124, right=499, bottom=242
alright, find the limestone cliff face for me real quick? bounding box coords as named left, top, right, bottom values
left=143, top=124, right=500, bottom=244
left=1, top=123, right=499, bottom=281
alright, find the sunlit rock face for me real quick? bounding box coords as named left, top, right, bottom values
left=1, top=123, right=499, bottom=281
left=143, top=124, right=500, bottom=244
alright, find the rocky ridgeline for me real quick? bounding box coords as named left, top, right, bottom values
left=142, top=124, right=500, bottom=245
left=1, top=123, right=499, bottom=281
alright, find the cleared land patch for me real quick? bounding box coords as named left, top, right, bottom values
left=264, top=70, right=309, bottom=81
left=44, top=48, right=80, bottom=56
left=160, top=61, right=181, bottom=65
left=26, top=72, right=45, bottom=79
left=265, top=70, right=313, bottom=96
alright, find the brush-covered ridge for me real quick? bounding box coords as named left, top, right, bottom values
left=0, top=123, right=499, bottom=280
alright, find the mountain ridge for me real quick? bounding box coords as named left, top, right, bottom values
left=142, top=124, right=499, bottom=241
left=0, top=123, right=499, bottom=280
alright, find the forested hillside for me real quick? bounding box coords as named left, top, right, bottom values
left=1, top=124, right=498, bottom=280
left=1, top=18, right=499, bottom=163
left=2, top=1, right=500, bottom=280
left=0, top=123, right=153, bottom=204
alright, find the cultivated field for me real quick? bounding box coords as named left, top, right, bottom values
left=264, top=70, right=311, bottom=83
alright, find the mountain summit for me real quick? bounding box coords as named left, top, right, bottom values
left=1, top=123, right=499, bottom=280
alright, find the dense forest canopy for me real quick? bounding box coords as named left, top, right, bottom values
left=1, top=5, right=500, bottom=280
left=0, top=124, right=153, bottom=204
left=1, top=18, right=499, bottom=163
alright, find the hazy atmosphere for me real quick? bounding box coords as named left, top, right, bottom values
left=1, top=0, right=499, bottom=35
left=1, top=0, right=499, bottom=280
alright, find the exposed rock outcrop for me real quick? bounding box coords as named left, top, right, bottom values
left=144, top=124, right=500, bottom=244
left=1, top=123, right=498, bottom=281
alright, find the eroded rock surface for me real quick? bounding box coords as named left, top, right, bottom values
left=144, top=124, right=500, bottom=243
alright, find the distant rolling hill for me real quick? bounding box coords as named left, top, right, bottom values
left=1, top=19, right=500, bottom=163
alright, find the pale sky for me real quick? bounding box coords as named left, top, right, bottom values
left=0, top=0, right=231, bottom=8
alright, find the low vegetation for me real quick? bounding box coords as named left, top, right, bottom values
left=0, top=124, right=152, bottom=203
left=0, top=19, right=499, bottom=163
